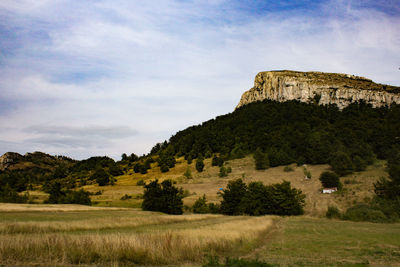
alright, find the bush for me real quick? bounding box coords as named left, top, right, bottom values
left=343, top=204, right=388, bottom=223
left=184, top=168, right=192, bottom=179
left=160, top=164, right=169, bottom=173
left=196, top=155, right=205, bottom=172
left=284, top=166, right=294, bottom=172
left=226, top=166, right=232, bottom=173
left=326, top=205, right=341, bottom=219
left=319, top=171, right=341, bottom=189
left=220, top=179, right=248, bottom=215
left=141, top=179, right=184, bottom=214
left=212, top=155, right=224, bottom=167
left=136, top=179, right=145, bottom=186
left=120, top=194, right=132, bottom=200
left=219, top=166, right=227, bottom=177
left=193, top=195, right=209, bottom=214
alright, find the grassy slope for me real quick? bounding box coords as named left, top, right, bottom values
left=79, top=156, right=387, bottom=216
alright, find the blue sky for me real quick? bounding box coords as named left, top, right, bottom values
left=0, top=0, right=399, bottom=160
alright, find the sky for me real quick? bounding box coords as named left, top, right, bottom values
left=0, top=0, right=399, bottom=160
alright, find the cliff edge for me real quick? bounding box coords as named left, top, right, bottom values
left=236, top=70, right=400, bottom=110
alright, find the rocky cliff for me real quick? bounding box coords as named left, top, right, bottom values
left=236, top=70, right=400, bottom=110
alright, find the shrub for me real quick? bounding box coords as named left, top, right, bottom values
left=184, top=168, right=192, bottom=179
left=193, top=195, right=209, bottom=214
left=160, top=164, right=169, bottom=173
left=136, top=179, right=145, bottom=186
left=219, top=166, right=227, bottom=177
left=303, top=167, right=311, bottom=179
left=343, top=204, right=388, bottom=223
left=226, top=166, right=232, bottom=173
left=120, top=194, right=132, bottom=200
left=196, top=155, right=205, bottom=172
left=319, top=171, right=341, bottom=189
left=284, top=166, right=294, bottom=172
left=212, top=155, right=224, bottom=167
left=326, top=205, right=341, bottom=219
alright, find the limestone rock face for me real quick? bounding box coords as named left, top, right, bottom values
left=236, top=70, right=400, bottom=110
left=0, top=152, right=23, bottom=171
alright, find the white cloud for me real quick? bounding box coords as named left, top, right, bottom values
left=0, top=0, right=399, bottom=159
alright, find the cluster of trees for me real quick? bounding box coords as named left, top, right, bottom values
left=142, top=178, right=305, bottom=216
left=141, top=179, right=184, bottom=214
left=45, top=181, right=91, bottom=205
left=218, top=179, right=305, bottom=216
left=150, top=100, right=400, bottom=173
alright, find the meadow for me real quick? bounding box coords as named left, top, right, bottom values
left=1, top=205, right=400, bottom=266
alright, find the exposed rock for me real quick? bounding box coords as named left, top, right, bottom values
left=0, top=152, right=24, bottom=171
left=236, top=70, right=400, bottom=110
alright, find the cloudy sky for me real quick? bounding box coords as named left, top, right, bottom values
left=0, top=0, right=399, bottom=160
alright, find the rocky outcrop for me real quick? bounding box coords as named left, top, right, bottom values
left=0, top=152, right=23, bottom=171
left=236, top=70, right=400, bottom=110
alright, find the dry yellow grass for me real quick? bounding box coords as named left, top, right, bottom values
left=0, top=207, right=276, bottom=266
left=0, top=203, right=128, bottom=212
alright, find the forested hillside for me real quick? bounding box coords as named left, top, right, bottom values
left=152, top=100, right=400, bottom=169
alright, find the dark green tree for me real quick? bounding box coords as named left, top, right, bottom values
left=142, top=179, right=184, bottom=214
left=220, top=178, right=247, bottom=215
left=196, top=154, right=205, bottom=172
left=330, top=151, right=354, bottom=176
left=192, top=194, right=210, bottom=214
left=254, top=148, right=269, bottom=170
left=319, top=171, right=341, bottom=189
left=91, top=168, right=110, bottom=186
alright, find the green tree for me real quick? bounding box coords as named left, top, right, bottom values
left=220, top=178, right=247, bottom=215
left=142, top=179, right=184, bottom=214
left=196, top=154, right=205, bottom=172
left=319, top=171, right=341, bottom=189
left=330, top=151, right=354, bottom=176
left=253, top=148, right=269, bottom=170
left=192, top=194, right=209, bottom=214
left=91, top=168, right=110, bottom=186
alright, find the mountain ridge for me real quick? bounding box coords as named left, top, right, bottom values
left=236, top=70, right=400, bottom=110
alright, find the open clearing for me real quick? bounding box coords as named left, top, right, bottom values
left=1, top=206, right=400, bottom=266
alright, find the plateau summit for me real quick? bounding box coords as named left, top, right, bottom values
left=237, top=71, right=400, bottom=110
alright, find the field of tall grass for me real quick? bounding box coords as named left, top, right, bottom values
left=0, top=206, right=276, bottom=266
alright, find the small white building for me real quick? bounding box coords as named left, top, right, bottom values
left=322, top=187, right=337, bottom=194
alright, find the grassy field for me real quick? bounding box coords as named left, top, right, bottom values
left=245, top=216, right=400, bottom=266
left=0, top=205, right=276, bottom=266
left=1, top=205, right=399, bottom=266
